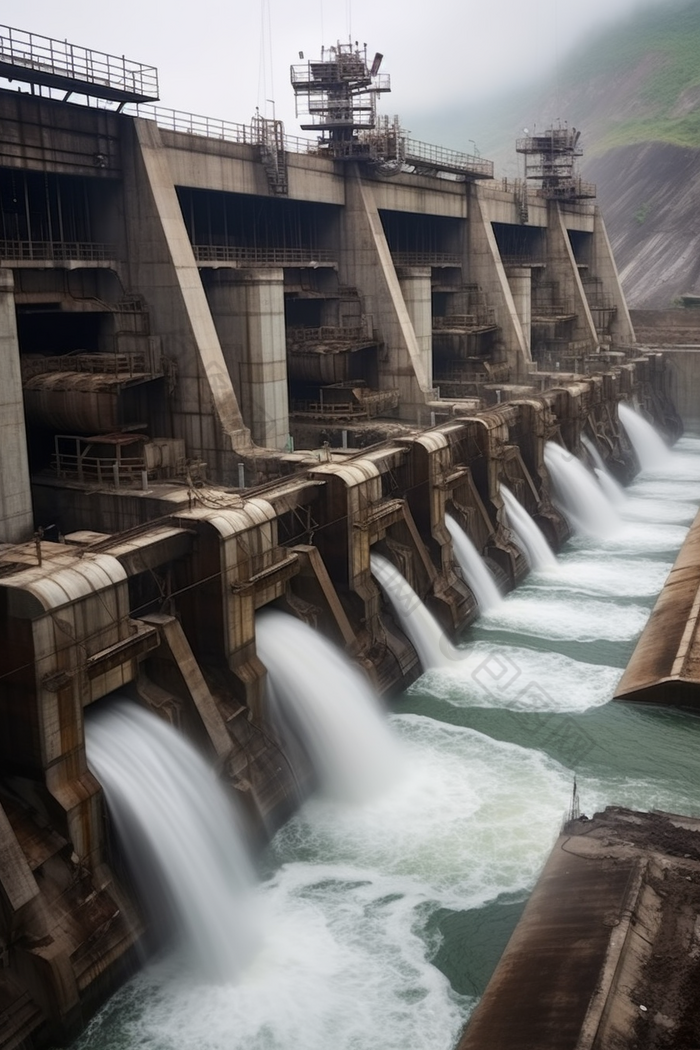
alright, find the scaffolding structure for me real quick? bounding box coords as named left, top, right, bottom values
left=516, top=125, right=595, bottom=200
left=290, top=42, right=390, bottom=158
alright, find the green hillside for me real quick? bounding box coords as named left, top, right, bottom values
left=410, top=0, right=700, bottom=163
left=565, top=0, right=700, bottom=151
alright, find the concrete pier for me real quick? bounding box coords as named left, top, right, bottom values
left=459, top=807, right=700, bottom=1050
left=615, top=510, right=700, bottom=706
left=0, top=270, right=33, bottom=543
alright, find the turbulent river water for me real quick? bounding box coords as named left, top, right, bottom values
left=73, top=436, right=700, bottom=1050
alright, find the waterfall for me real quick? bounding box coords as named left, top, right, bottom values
left=544, top=441, right=621, bottom=539
left=581, top=434, right=626, bottom=504
left=619, top=402, right=670, bottom=472
left=445, top=514, right=502, bottom=611
left=256, top=610, right=404, bottom=802
left=370, top=552, right=462, bottom=670
left=85, top=701, right=259, bottom=982
left=500, top=485, right=557, bottom=571
left=580, top=434, right=607, bottom=474
left=594, top=467, right=626, bottom=505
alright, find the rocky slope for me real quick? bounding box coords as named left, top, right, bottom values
left=589, top=142, right=700, bottom=308
left=413, top=0, right=700, bottom=308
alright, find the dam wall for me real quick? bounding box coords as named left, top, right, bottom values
left=0, top=48, right=684, bottom=1050
left=0, top=85, right=646, bottom=544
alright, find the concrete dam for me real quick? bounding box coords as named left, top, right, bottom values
left=0, top=25, right=698, bottom=1050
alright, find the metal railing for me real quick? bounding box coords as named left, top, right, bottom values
left=287, top=325, right=372, bottom=346
left=433, top=309, right=496, bottom=329
left=403, top=139, right=493, bottom=179
left=434, top=315, right=476, bottom=329
left=22, top=351, right=158, bottom=380
left=53, top=441, right=148, bottom=486
left=0, top=240, right=115, bottom=261
left=391, top=251, right=461, bottom=268
left=531, top=300, right=576, bottom=319
left=490, top=178, right=544, bottom=201
left=125, top=104, right=495, bottom=183
left=192, top=245, right=335, bottom=266
left=500, top=254, right=546, bottom=268
left=0, top=24, right=158, bottom=100
left=125, top=103, right=317, bottom=155
left=291, top=387, right=399, bottom=418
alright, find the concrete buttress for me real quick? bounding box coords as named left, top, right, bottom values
left=122, top=119, right=252, bottom=477
left=339, top=166, right=433, bottom=421
left=466, top=188, right=531, bottom=379
left=0, top=269, right=34, bottom=543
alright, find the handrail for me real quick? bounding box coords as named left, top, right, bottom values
left=0, top=240, right=115, bottom=261
left=391, top=251, right=461, bottom=267
left=192, top=245, right=335, bottom=266
left=0, top=23, right=158, bottom=100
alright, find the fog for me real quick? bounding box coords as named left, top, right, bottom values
left=16, top=0, right=662, bottom=133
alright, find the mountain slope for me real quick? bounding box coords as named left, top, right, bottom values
left=590, top=142, right=700, bottom=307
left=411, top=0, right=700, bottom=307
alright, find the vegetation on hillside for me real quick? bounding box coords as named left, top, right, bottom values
left=566, top=0, right=700, bottom=151
left=413, top=0, right=700, bottom=161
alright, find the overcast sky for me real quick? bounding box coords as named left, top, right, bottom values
left=13, top=0, right=659, bottom=141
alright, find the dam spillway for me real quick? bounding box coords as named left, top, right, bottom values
left=64, top=430, right=700, bottom=1050
left=0, top=21, right=696, bottom=1050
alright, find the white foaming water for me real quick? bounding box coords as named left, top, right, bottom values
left=594, top=467, right=626, bottom=505
left=572, top=519, right=689, bottom=556
left=85, top=701, right=259, bottom=982
left=415, top=644, right=621, bottom=713
left=544, top=441, right=621, bottom=539
left=445, top=514, right=502, bottom=610
left=277, top=718, right=572, bottom=908
left=480, top=593, right=649, bottom=643
left=580, top=433, right=607, bottom=474
left=622, top=497, right=696, bottom=525
left=371, top=552, right=462, bottom=669
left=256, top=610, right=404, bottom=802
left=500, top=485, right=557, bottom=572
left=619, top=401, right=670, bottom=472
left=531, top=554, right=672, bottom=600
left=75, top=720, right=573, bottom=1050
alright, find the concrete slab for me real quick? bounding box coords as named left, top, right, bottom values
left=615, top=509, right=700, bottom=704
left=458, top=807, right=700, bottom=1050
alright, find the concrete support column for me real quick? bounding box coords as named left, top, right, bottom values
left=205, top=269, right=289, bottom=449
left=123, top=119, right=251, bottom=483
left=466, top=186, right=531, bottom=380
left=591, top=206, right=636, bottom=345
left=339, top=166, right=432, bottom=423
left=0, top=270, right=33, bottom=542
left=546, top=201, right=599, bottom=353
left=506, top=267, right=532, bottom=356
left=397, top=267, right=433, bottom=390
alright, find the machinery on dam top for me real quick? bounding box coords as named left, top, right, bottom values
left=516, top=123, right=596, bottom=200
left=290, top=41, right=390, bottom=157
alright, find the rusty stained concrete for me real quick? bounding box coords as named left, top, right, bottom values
left=615, top=509, right=700, bottom=706
left=458, top=807, right=700, bottom=1050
